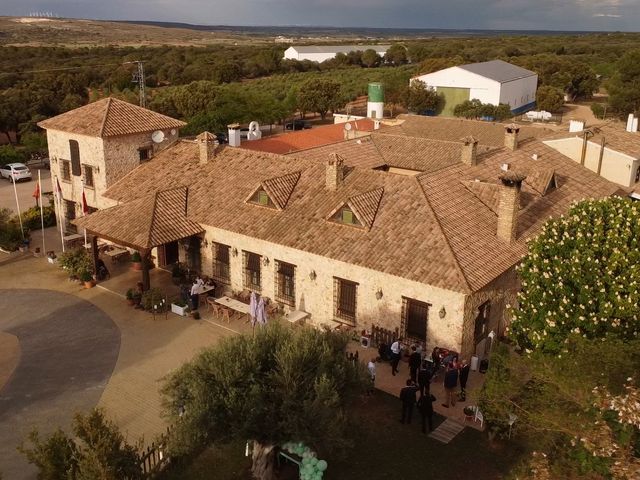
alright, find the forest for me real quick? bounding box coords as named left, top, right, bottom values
left=1, top=31, right=640, bottom=159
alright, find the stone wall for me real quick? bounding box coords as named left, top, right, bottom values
left=196, top=226, right=468, bottom=352
left=102, top=129, right=178, bottom=189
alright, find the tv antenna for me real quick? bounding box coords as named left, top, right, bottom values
left=126, top=61, right=146, bottom=108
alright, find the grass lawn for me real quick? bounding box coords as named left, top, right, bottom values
left=159, top=391, right=525, bottom=480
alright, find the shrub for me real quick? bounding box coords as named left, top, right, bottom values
left=0, top=145, right=26, bottom=167
left=58, top=248, right=93, bottom=279
left=0, top=208, right=27, bottom=251
left=79, top=270, right=93, bottom=282
left=141, top=287, right=167, bottom=312
left=21, top=202, right=56, bottom=231
left=591, top=102, right=606, bottom=119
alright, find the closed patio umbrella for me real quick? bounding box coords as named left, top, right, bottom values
left=256, top=296, right=267, bottom=326
left=250, top=291, right=258, bottom=325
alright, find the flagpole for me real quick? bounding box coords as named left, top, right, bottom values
left=82, top=180, right=88, bottom=250
left=54, top=176, right=65, bottom=253
left=11, top=176, right=25, bottom=241
left=38, top=170, right=45, bottom=255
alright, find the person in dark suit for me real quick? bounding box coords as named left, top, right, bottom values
left=417, top=360, right=431, bottom=397
left=417, top=387, right=436, bottom=433
left=442, top=363, right=459, bottom=408
left=459, top=359, right=471, bottom=401
left=409, top=345, right=421, bottom=383
left=400, top=379, right=418, bottom=424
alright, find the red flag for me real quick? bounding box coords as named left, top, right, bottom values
left=32, top=181, right=40, bottom=199
left=55, top=177, right=62, bottom=198
left=82, top=187, right=88, bottom=216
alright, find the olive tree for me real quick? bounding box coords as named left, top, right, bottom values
left=296, top=79, right=343, bottom=120
left=509, top=197, right=640, bottom=354
left=162, top=322, right=369, bottom=480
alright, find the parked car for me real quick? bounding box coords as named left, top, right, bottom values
left=0, top=163, right=32, bottom=182
left=285, top=120, right=312, bottom=131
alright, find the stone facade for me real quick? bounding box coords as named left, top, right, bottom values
left=45, top=128, right=179, bottom=223
left=496, top=182, right=520, bottom=244
left=185, top=226, right=469, bottom=354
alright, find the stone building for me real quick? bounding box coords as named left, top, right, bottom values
left=38, top=98, right=185, bottom=230
left=76, top=119, right=621, bottom=360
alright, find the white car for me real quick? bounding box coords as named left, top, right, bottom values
left=0, top=163, right=32, bottom=182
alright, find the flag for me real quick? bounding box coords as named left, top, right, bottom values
left=55, top=177, right=62, bottom=200
left=32, top=181, right=40, bottom=199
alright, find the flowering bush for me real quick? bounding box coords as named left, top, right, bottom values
left=509, top=197, right=640, bottom=354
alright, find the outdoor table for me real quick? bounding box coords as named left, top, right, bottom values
left=284, top=310, right=310, bottom=325
left=104, top=247, right=128, bottom=263
left=63, top=233, right=83, bottom=247
left=215, top=296, right=251, bottom=321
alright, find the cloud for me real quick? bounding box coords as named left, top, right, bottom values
left=593, top=13, right=622, bottom=18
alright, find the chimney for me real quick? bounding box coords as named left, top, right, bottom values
left=326, top=153, right=345, bottom=190
left=497, top=170, right=526, bottom=244
left=460, top=135, right=478, bottom=166
left=196, top=131, right=218, bottom=165
left=504, top=123, right=520, bottom=151
left=228, top=123, right=241, bottom=147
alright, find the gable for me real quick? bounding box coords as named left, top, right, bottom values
left=327, top=187, right=384, bottom=230
left=246, top=171, right=301, bottom=210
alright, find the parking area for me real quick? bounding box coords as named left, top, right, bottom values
left=0, top=166, right=50, bottom=214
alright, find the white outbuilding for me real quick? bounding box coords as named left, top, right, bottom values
left=412, top=60, right=538, bottom=116
left=283, top=45, right=391, bottom=63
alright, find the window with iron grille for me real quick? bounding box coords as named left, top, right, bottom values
left=243, top=251, right=261, bottom=292
left=401, top=297, right=430, bottom=342
left=333, top=277, right=358, bottom=324
left=275, top=261, right=296, bottom=306
left=474, top=301, right=491, bottom=344
left=69, top=140, right=81, bottom=176
left=212, top=242, right=231, bottom=284
left=139, top=147, right=152, bottom=162
left=82, top=165, right=94, bottom=188
left=61, top=160, right=71, bottom=181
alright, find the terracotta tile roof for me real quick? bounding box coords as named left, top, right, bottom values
left=297, top=137, right=386, bottom=169
left=37, top=98, right=186, bottom=138
left=239, top=120, right=375, bottom=154
left=525, top=168, right=556, bottom=196
left=341, top=187, right=384, bottom=230
left=389, top=115, right=554, bottom=147
left=260, top=171, right=301, bottom=210
left=546, top=123, right=640, bottom=159
left=101, top=128, right=622, bottom=293
left=75, top=186, right=203, bottom=250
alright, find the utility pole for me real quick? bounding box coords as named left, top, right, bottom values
left=127, top=61, right=146, bottom=108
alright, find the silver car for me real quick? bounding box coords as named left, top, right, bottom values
left=0, top=163, right=32, bottom=182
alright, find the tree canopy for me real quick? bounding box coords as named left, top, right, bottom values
left=509, top=197, right=640, bottom=354
left=480, top=338, right=640, bottom=479
left=405, top=79, right=443, bottom=114
left=535, top=85, right=564, bottom=112
left=608, top=50, right=640, bottom=116
left=161, top=322, right=368, bottom=480
left=453, top=99, right=512, bottom=121
left=296, top=79, right=343, bottom=120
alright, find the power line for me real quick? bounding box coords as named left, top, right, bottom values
left=0, top=62, right=125, bottom=77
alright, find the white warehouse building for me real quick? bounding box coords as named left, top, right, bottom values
left=283, top=45, right=391, bottom=63
left=412, top=60, right=538, bottom=117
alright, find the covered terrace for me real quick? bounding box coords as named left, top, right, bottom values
left=74, top=186, right=204, bottom=291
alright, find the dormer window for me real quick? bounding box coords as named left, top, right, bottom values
left=248, top=188, right=277, bottom=209
left=332, top=206, right=363, bottom=227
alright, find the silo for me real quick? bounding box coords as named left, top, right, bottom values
left=367, top=82, right=385, bottom=119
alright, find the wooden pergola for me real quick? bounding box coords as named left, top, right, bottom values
left=74, top=187, right=204, bottom=290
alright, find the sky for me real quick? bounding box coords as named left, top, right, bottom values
left=2, top=0, right=639, bottom=31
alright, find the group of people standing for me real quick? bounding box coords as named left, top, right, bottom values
left=389, top=339, right=471, bottom=433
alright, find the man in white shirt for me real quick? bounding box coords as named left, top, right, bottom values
left=390, top=338, right=402, bottom=376
left=190, top=280, right=201, bottom=310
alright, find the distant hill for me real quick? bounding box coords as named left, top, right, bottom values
left=0, top=16, right=599, bottom=48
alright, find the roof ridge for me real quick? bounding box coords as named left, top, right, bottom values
left=415, top=177, right=473, bottom=293
left=99, top=97, right=112, bottom=138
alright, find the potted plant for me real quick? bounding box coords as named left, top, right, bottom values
left=126, top=288, right=136, bottom=306
left=131, top=251, right=142, bottom=271
left=170, top=298, right=189, bottom=317
left=79, top=270, right=95, bottom=289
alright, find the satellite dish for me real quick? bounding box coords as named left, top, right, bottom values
left=170, top=129, right=176, bottom=135
left=344, top=123, right=352, bottom=131
left=151, top=130, right=165, bottom=143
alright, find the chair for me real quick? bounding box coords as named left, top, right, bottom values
left=206, top=297, right=218, bottom=317
left=474, top=408, right=484, bottom=429
left=220, top=307, right=231, bottom=324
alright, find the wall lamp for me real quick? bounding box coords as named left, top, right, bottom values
left=201, top=238, right=209, bottom=248
left=439, top=306, right=446, bottom=319
left=262, top=256, right=270, bottom=267
left=309, top=270, right=317, bottom=281
left=375, top=288, right=383, bottom=300
left=232, top=247, right=238, bottom=257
